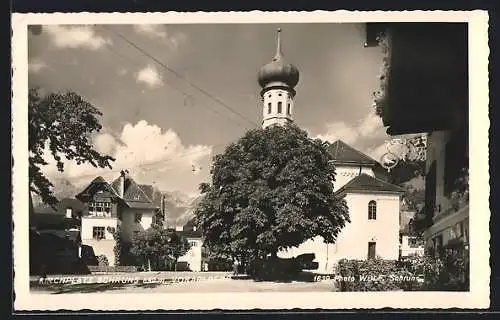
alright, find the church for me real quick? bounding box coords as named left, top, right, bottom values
left=258, top=29, right=405, bottom=273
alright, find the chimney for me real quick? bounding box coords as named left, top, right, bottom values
left=118, top=170, right=126, bottom=198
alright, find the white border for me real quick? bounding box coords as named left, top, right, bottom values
left=12, top=11, right=490, bottom=310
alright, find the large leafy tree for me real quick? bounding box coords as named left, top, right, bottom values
left=29, top=88, right=115, bottom=206
left=195, top=124, right=349, bottom=263
left=130, top=225, right=191, bottom=271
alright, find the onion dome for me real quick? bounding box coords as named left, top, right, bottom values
left=258, top=28, right=300, bottom=90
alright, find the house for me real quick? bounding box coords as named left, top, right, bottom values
left=30, top=198, right=88, bottom=275
left=364, top=22, right=469, bottom=252
left=399, top=203, right=425, bottom=257
left=175, top=219, right=204, bottom=272
left=278, top=140, right=405, bottom=273
left=75, top=170, right=166, bottom=266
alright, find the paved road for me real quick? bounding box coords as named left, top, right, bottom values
left=31, top=273, right=336, bottom=294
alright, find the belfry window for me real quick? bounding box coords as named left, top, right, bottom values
left=368, top=200, right=377, bottom=220
left=287, top=103, right=291, bottom=115
left=268, top=103, right=272, bottom=114
left=277, top=101, right=282, bottom=114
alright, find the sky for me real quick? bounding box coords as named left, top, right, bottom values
left=28, top=23, right=393, bottom=197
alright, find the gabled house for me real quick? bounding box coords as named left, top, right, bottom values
left=75, top=170, right=166, bottom=266
left=364, top=23, right=469, bottom=253
left=278, top=140, right=405, bottom=273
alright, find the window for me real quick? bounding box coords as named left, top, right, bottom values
left=287, top=103, right=291, bottom=115
left=65, top=208, right=73, bottom=219
left=409, top=238, right=419, bottom=248
left=134, top=213, right=142, bottom=223
left=368, top=200, right=377, bottom=220
left=92, top=227, right=105, bottom=240
left=189, top=241, right=198, bottom=247
left=268, top=94, right=271, bottom=98
left=368, top=242, right=376, bottom=259
left=277, top=101, right=282, bottom=113
left=88, top=202, right=111, bottom=217
left=278, top=93, right=282, bottom=97
left=268, top=102, right=272, bottom=114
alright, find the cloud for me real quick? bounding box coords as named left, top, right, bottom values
left=133, top=24, right=168, bottom=39
left=133, top=24, right=187, bottom=50
left=136, top=65, right=163, bottom=88
left=44, top=25, right=111, bottom=50
left=28, top=59, right=48, bottom=73
left=42, top=120, right=213, bottom=195
left=314, top=110, right=384, bottom=145
left=117, top=68, right=128, bottom=76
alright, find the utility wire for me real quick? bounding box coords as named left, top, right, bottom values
left=101, top=25, right=259, bottom=128
left=63, top=141, right=231, bottom=181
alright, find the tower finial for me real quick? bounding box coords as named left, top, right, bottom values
left=274, top=28, right=282, bottom=59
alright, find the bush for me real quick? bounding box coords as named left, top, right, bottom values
left=88, top=265, right=137, bottom=273
left=97, top=254, right=109, bottom=267
left=336, top=258, right=414, bottom=291
left=336, top=247, right=469, bottom=292
left=247, top=257, right=302, bottom=281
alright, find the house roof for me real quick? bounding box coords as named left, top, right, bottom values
left=76, top=173, right=161, bottom=210
left=108, top=175, right=157, bottom=208
left=328, top=140, right=379, bottom=166
left=76, top=176, right=120, bottom=200
left=335, top=173, right=405, bottom=195
left=33, top=198, right=86, bottom=215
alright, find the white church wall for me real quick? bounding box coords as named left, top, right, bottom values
left=278, top=192, right=400, bottom=274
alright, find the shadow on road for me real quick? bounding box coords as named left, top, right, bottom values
left=231, top=271, right=333, bottom=283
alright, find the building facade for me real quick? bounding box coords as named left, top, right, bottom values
left=256, top=29, right=404, bottom=273
left=363, top=23, right=469, bottom=251
left=76, top=170, right=165, bottom=266
left=277, top=141, right=404, bottom=272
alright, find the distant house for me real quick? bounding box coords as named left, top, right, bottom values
left=175, top=218, right=204, bottom=272
left=75, top=170, right=166, bottom=266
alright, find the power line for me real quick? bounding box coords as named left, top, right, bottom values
left=101, top=25, right=259, bottom=128
left=63, top=141, right=231, bottom=181
left=100, top=38, right=195, bottom=103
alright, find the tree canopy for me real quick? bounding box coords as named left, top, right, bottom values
left=130, top=225, right=191, bottom=271
left=194, top=124, right=350, bottom=261
left=29, top=88, right=115, bottom=206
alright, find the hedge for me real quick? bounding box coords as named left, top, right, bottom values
left=335, top=248, right=469, bottom=291
left=88, top=265, right=138, bottom=273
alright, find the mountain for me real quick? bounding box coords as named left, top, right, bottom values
left=162, top=191, right=202, bottom=227
left=30, top=178, right=82, bottom=207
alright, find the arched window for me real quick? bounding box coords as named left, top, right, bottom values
left=287, top=103, right=291, bottom=115
left=277, top=101, right=282, bottom=113
left=368, top=200, right=377, bottom=220
left=268, top=102, right=272, bottom=114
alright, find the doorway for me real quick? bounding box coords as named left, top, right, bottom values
left=368, top=242, right=376, bottom=259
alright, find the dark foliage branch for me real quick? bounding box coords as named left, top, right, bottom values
left=28, top=88, right=115, bottom=206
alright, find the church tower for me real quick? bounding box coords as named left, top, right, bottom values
left=258, top=28, right=300, bottom=129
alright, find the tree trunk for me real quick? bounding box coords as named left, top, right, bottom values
left=174, top=258, right=178, bottom=271
left=148, top=258, right=151, bottom=272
